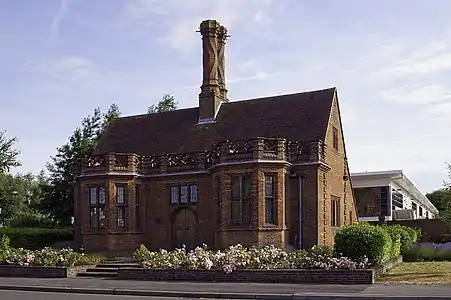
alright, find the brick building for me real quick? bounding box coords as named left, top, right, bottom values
left=74, top=20, right=357, bottom=254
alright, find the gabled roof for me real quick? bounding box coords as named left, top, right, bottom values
left=93, top=87, right=336, bottom=156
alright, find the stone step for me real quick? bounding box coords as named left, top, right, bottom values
left=76, top=271, right=117, bottom=278
left=96, top=263, right=139, bottom=268
left=86, top=267, right=119, bottom=273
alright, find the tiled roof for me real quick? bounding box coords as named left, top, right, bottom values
left=93, top=87, right=336, bottom=156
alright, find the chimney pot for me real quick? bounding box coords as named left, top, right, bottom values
left=198, top=20, right=228, bottom=124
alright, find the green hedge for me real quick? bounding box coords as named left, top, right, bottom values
left=383, top=226, right=401, bottom=258
left=334, top=222, right=392, bottom=265
left=0, top=228, right=73, bottom=249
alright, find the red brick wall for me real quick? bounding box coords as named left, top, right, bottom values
left=75, top=105, right=355, bottom=253
left=320, top=94, right=358, bottom=246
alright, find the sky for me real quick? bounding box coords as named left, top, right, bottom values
left=1, top=0, right=450, bottom=194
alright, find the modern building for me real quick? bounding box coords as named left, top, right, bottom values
left=74, top=20, right=357, bottom=254
left=351, top=170, right=438, bottom=222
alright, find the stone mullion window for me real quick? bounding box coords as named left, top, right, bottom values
left=116, top=185, right=127, bottom=228
left=89, top=186, right=107, bottom=229
left=331, top=195, right=340, bottom=227
left=170, top=184, right=198, bottom=205
left=231, top=174, right=251, bottom=225
left=264, top=174, right=276, bottom=225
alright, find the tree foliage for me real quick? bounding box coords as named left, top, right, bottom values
left=0, top=171, right=48, bottom=226
left=0, top=131, right=21, bottom=174
left=426, top=163, right=451, bottom=227
left=148, top=94, right=178, bottom=114
left=39, top=104, right=121, bottom=225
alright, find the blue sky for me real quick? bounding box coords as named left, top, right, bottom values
left=1, top=0, right=450, bottom=193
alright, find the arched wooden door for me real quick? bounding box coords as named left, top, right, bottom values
left=171, top=208, right=197, bottom=249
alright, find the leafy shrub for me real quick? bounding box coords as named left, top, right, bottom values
left=9, top=214, right=58, bottom=229
left=387, top=225, right=413, bottom=248
left=400, top=226, right=420, bottom=243
left=334, top=222, right=392, bottom=265
left=383, top=226, right=401, bottom=258
left=0, top=228, right=73, bottom=249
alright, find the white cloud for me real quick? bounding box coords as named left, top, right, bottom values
left=121, top=0, right=274, bottom=51
left=24, top=56, right=102, bottom=84
left=379, top=84, right=451, bottom=105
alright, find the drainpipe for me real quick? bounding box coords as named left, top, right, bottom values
left=298, top=174, right=307, bottom=250
left=290, top=172, right=307, bottom=250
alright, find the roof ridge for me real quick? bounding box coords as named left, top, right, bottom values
left=228, top=87, right=336, bottom=104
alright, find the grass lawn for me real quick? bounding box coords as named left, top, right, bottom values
left=379, top=262, right=451, bottom=284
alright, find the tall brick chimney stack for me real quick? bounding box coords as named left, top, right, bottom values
left=198, top=20, right=228, bottom=124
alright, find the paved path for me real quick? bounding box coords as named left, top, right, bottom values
left=1, top=277, right=451, bottom=299
left=0, top=290, right=177, bottom=300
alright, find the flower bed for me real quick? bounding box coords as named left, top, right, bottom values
left=0, top=235, right=104, bottom=278
left=133, top=244, right=369, bottom=273
left=117, top=244, right=379, bottom=284
left=403, top=242, right=451, bottom=262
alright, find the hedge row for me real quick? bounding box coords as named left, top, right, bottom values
left=0, top=227, right=74, bottom=249
left=334, top=222, right=419, bottom=265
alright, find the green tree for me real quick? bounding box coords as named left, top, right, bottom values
left=426, top=163, right=451, bottom=226
left=0, top=131, right=21, bottom=173
left=0, top=171, right=49, bottom=226
left=39, top=104, right=121, bottom=225
left=148, top=94, right=178, bottom=114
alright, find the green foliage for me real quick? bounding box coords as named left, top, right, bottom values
left=0, top=171, right=50, bottom=226
left=39, top=104, right=121, bottom=225
left=426, top=163, right=451, bottom=227
left=148, top=94, right=178, bottom=114
left=9, top=213, right=57, bottom=228
left=383, top=226, right=402, bottom=258
left=387, top=225, right=415, bottom=252
left=402, top=226, right=420, bottom=243
left=334, top=222, right=392, bottom=265
left=403, top=244, right=451, bottom=262
left=0, top=131, right=21, bottom=173
left=0, top=227, right=73, bottom=249
left=133, top=244, right=151, bottom=262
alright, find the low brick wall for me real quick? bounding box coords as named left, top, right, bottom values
left=117, top=268, right=374, bottom=284
left=0, top=265, right=92, bottom=278
left=116, top=257, right=403, bottom=284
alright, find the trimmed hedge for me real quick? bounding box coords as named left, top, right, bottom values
left=334, top=222, right=392, bottom=265
left=383, top=226, right=401, bottom=259
left=0, top=228, right=73, bottom=249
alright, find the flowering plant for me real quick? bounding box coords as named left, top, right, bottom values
left=0, top=235, right=105, bottom=267
left=134, top=244, right=369, bottom=274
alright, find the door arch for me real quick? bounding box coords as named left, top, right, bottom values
left=171, top=208, right=197, bottom=249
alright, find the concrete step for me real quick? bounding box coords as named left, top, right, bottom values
left=76, top=271, right=117, bottom=278
left=95, top=263, right=139, bottom=268
left=86, top=267, right=119, bottom=273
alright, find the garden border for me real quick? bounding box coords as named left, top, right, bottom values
left=0, top=265, right=93, bottom=278
left=116, top=256, right=403, bottom=284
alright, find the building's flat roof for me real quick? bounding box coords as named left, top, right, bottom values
left=351, top=170, right=439, bottom=214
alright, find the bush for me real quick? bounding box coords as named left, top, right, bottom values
left=334, top=222, right=392, bottom=265
left=383, top=226, right=401, bottom=258
left=399, top=226, right=420, bottom=243
left=9, top=214, right=58, bottom=229
left=0, top=228, right=73, bottom=249
left=393, top=225, right=413, bottom=249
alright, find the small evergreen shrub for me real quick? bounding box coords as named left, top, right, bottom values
left=334, top=222, right=392, bottom=265
left=0, top=228, right=73, bottom=249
